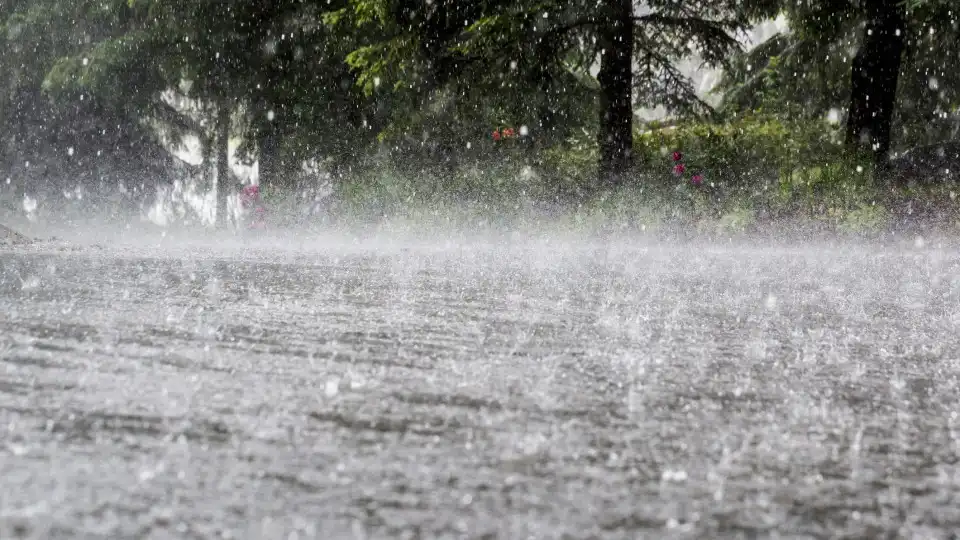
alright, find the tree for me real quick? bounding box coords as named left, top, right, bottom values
left=718, top=0, right=960, bottom=167
left=596, top=0, right=634, bottom=185
left=0, top=0, right=182, bottom=207
left=342, top=0, right=762, bottom=186
left=40, top=0, right=382, bottom=226
left=845, top=0, right=906, bottom=167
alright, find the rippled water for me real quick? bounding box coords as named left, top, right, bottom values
left=1, top=236, right=959, bottom=539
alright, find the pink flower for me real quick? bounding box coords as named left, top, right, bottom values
left=492, top=130, right=501, bottom=141
left=239, top=184, right=261, bottom=209
left=672, top=151, right=683, bottom=162
left=503, top=127, right=515, bottom=138
left=691, top=174, right=703, bottom=186
left=673, top=163, right=686, bottom=175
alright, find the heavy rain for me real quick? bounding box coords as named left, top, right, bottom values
left=2, top=1, right=960, bottom=538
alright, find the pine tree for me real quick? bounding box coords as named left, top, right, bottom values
left=342, top=0, right=762, bottom=186
left=719, top=0, right=960, bottom=169
left=29, top=0, right=379, bottom=225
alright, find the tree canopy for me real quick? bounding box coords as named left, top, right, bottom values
left=1, top=0, right=958, bottom=223
left=718, top=0, right=960, bottom=158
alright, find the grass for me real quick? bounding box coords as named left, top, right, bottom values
left=253, top=163, right=958, bottom=246
left=254, top=114, right=951, bottom=240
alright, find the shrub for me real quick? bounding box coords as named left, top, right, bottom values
left=308, top=112, right=953, bottom=236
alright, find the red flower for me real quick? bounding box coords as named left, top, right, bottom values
left=672, top=150, right=683, bottom=162
left=503, top=127, right=516, bottom=138
left=691, top=174, right=704, bottom=186
left=239, top=184, right=261, bottom=209
left=673, top=163, right=686, bottom=175
left=492, top=130, right=501, bottom=141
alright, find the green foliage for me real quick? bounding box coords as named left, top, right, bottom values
left=318, top=111, right=935, bottom=236
left=517, top=113, right=916, bottom=234
left=43, top=29, right=166, bottom=109
left=539, top=129, right=600, bottom=199
left=0, top=0, right=165, bottom=172
left=337, top=0, right=775, bottom=178
left=634, top=114, right=856, bottom=192
left=719, top=0, right=960, bottom=150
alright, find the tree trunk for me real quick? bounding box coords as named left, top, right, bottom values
left=215, top=103, right=231, bottom=228
left=256, top=105, right=282, bottom=191
left=200, top=130, right=214, bottom=219
left=845, top=0, right=905, bottom=171
left=596, top=0, right=634, bottom=186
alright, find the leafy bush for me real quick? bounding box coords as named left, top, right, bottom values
left=318, top=112, right=955, bottom=236
left=634, top=113, right=853, bottom=190
left=629, top=113, right=903, bottom=228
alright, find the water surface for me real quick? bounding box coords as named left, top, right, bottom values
left=1, top=236, right=958, bottom=538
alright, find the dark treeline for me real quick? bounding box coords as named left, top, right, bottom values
left=0, top=0, right=957, bottom=225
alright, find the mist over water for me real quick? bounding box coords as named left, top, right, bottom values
left=3, top=204, right=959, bottom=538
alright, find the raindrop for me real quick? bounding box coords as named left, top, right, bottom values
left=20, top=274, right=40, bottom=290
left=23, top=194, right=38, bottom=214
left=324, top=378, right=340, bottom=398
left=662, top=469, right=688, bottom=482
left=267, top=110, right=275, bottom=121
left=7, top=444, right=27, bottom=456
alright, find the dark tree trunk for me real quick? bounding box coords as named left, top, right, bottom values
left=257, top=112, right=281, bottom=192
left=215, top=104, right=231, bottom=228
left=534, top=69, right=557, bottom=148
left=200, top=129, right=214, bottom=215
left=596, top=0, right=634, bottom=186
left=252, top=57, right=285, bottom=192
left=845, top=0, right=905, bottom=171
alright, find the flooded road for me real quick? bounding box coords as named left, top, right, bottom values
left=1, top=235, right=959, bottom=539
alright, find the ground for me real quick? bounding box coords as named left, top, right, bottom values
left=0, top=224, right=34, bottom=245
left=1, top=232, right=959, bottom=538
